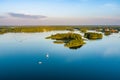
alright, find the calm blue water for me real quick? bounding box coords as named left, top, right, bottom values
left=0, top=31, right=120, bottom=80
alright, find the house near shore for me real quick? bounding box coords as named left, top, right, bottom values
left=104, top=28, right=119, bottom=33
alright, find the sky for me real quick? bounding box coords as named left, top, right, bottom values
left=0, top=0, right=120, bottom=25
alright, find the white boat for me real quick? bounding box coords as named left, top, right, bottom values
left=46, top=54, right=49, bottom=58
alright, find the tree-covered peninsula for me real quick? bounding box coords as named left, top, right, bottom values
left=84, top=32, right=103, bottom=40
left=46, top=33, right=85, bottom=49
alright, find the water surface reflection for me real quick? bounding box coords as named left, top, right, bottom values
left=0, top=31, right=120, bottom=80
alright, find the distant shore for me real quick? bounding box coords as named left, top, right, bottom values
left=0, top=25, right=120, bottom=34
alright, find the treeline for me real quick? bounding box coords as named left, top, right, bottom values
left=46, top=33, right=83, bottom=40
left=0, top=26, right=73, bottom=34
left=73, top=25, right=120, bottom=30
left=0, top=25, right=120, bottom=34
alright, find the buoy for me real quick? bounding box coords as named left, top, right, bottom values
left=38, top=61, right=42, bottom=64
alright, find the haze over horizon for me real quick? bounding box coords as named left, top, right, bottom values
left=0, top=0, right=120, bottom=25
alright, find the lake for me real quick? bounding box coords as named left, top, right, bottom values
left=0, top=31, right=120, bottom=80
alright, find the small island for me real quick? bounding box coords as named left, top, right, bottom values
left=84, top=32, right=103, bottom=40
left=46, top=33, right=85, bottom=49
left=104, top=31, right=111, bottom=36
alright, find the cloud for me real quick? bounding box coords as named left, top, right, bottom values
left=7, top=13, right=47, bottom=19
left=0, top=16, right=6, bottom=19
left=0, top=14, right=120, bottom=25
left=0, top=17, right=120, bottom=25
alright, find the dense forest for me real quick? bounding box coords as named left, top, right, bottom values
left=84, top=32, right=103, bottom=39
left=0, top=25, right=120, bottom=35
left=46, top=33, right=85, bottom=49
